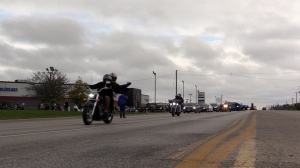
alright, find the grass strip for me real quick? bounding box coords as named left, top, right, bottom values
left=0, top=110, right=81, bottom=120
left=0, top=110, right=164, bottom=120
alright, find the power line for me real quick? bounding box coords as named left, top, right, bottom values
left=231, top=73, right=300, bottom=81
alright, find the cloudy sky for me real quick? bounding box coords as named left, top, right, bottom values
left=1, top=0, right=300, bottom=109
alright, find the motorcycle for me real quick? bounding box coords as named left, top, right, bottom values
left=168, top=99, right=182, bottom=117
left=82, top=82, right=114, bottom=125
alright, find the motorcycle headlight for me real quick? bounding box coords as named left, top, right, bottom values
left=193, top=107, right=196, bottom=109
left=183, top=107, right=186, bottom=109
left=172, top=102, right=176, bottom=105
left=88, top=93, right=95, bottom=98
left=176, top=103, right=178, bottom=105
left=224, top=104, right=228, bottom=108
left=170, top=103, right=172, bottom=106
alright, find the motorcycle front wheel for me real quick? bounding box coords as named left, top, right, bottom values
left=171, top=108, right=175, bottom=117
left=83, top=106, right=93, bottom=125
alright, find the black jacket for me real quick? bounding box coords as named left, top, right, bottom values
left=175, top=96, right=184, bottom=104
left=89, top=81, right=128, bottom=96
left=112, top=81, right=131, bottom=94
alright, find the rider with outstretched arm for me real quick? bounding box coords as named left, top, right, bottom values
left=88, top=74, right=116, bottom=117
left=110, top=72, right=131, bottom=110
left=111, top=72, right=131, bottom=90
left=88, top=73, right=131, bottom=117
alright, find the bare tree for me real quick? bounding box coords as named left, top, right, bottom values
left=26, top=67, right=70, bottom=104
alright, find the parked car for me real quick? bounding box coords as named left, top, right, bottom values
left=262, top=107, right=266, bottom=110
left=12, top=103, right=25, bottom=110
left=183, top=103, right=198, bottom=113
left=153, top=103, right=166, bottom=112
left=0, top=102, right=12, bottom=109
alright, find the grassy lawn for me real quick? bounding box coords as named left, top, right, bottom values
left=0, top=110, right=82, bottom=120
left=0, top=109, right=160, bottom=120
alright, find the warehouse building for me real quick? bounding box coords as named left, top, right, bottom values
left=0, top=80, right=149, bottom=110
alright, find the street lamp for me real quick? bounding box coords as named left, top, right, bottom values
left=46, top=66, right=57, bottom=80
left=153, top=71, right=156, bottom=104
left=189, top=93, right=192, bottom=103
left=182, top=80, right=184, bottom=100
left=195, top=85, right=197, bottom=104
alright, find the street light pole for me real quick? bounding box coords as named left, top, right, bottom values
left=189, top=93, right=192, bottom=103
left=195, top=85, right=197, bottom=104
left=295, top=92, right=298, bottom=104
left=153, top=71, right=156, bottom=104
left=182, top=80, right=184, bottom=100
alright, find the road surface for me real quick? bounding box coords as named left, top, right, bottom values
left=0, top=110, right=300, bottom=168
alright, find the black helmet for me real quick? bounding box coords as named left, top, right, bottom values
left=103, top=74, right=112, bottom=81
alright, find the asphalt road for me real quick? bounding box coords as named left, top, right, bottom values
left=0, top=110, right=300, bottom=168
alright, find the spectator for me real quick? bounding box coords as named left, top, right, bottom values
left=64, top=100, right=69, bottom=111
left=118, top=93, right=128, bottom=118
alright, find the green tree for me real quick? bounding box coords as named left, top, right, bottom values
left=68, top=77, right=88, bottom=105
left=26, top=67, right=70, bottom=104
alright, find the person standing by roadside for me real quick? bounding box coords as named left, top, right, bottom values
left=64, top=100, right=69, bottom=111
left=118, top=93, right=128, bottom=118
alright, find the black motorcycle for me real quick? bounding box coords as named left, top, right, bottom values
left=82, top=82, right=114, bottom=125
left=168, top=99, right=182, bottom=117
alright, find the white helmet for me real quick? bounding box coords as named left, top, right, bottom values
left=111, top=72, right=117, bottom=82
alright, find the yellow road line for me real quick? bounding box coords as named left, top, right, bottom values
left=175, top=113, right=251, bottom=168
left=199, top=113, right=256, bottom=167
left=233, top=137, right=256, bottom=167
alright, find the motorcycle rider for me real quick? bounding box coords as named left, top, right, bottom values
left=110, top=72, right=131, bottom=111
left=88, top=74, right=116, bottom=118
left=111, top=72, right=131, bottom=89
left=175, top=93, right=184, bottom=112
left=175, top=93, right=184, bottom=103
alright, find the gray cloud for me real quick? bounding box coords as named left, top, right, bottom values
left=1, top=17, right=86, bottom=46
left=1, top=0, right=300, bottom=108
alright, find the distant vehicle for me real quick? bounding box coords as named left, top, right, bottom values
left=211, top=103, right=221, bottom=112
left=153, top=103, right=166, bottom=112
left=13, top=103, right=25, bottom=110
left=221, top=103, right=231, bottom=112
left=183, top=103, right=198, bottom=113
left=0, top=102, right=12, bottom=109
left=229, top=103, right=248, bottom=111
left=168, top=99, right=182, bottom=117
left=262, top=107, right=266, bottom=110
left=198, top=104, right=210, bottom=112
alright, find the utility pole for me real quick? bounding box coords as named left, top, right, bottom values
left=153, top=71, right=156, bottom=104
left=292, top=98, right=294, bottom=105
left=295, top=92, right=298, bottom=104
left=176, top=70, right=177, bottom=96
left=182, top=80, right=184, bottom=100
left=221, top=94, right=223, bottom=104
left=195, top=85, right=197, bottom=104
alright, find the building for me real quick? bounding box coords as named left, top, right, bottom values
left=0, top=80, right=149, bottom=110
